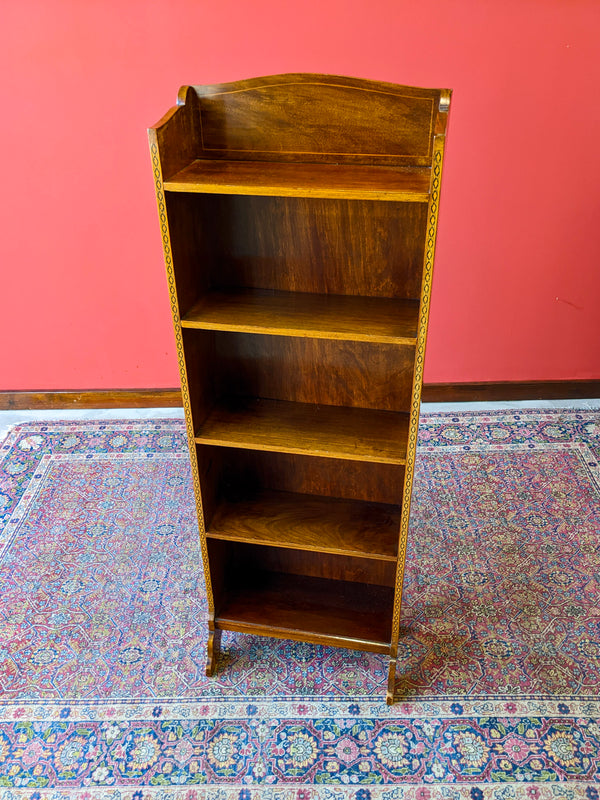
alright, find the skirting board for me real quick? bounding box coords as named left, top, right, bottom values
left=424, top=380, right=600, bottom=402
left=1, top=381, right=599, bottom=409
left=0, top=389, right=183, bottom=410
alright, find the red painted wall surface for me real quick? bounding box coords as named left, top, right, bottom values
left=2, top=0, right=599, bottom=389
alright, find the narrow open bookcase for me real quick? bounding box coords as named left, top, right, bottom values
left=149, top=74, right=451, bottom=704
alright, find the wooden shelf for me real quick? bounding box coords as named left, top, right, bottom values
left=195, top=397, right=409, bottom=464
left=164, top=159, right=430, bottom=202
left=216, top=571, right=393, bottom=652
left=181, top=289, right=419, bottom=344
left=208, top=489, right=400, bottom=560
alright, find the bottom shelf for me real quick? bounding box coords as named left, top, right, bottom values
left=215, top=571, right=393, bottom=653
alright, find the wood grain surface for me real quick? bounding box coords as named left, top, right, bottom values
left=165, top=159, right=430, bottom=201
left=148, top=74, right=452, bottom=696
left=197, top=448, right=405, bottom=510
left=194, top=397, right=410, bottom=463
left=216, top=570, right=394, bottom=652
left=207, top=488, right=401, bottom=560
left=185, top=195, right=427, bottom=300
left=182, top=288, right=419, bottom=344
left=193, top=73, right=445, bottom=167
left=211, top=333, right=415, bottom=412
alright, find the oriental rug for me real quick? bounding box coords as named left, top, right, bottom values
left=0, top=410, right=599, bottom=799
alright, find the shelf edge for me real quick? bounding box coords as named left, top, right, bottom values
left=180, top=318, right=418, bottom=345
left=164, top=182, right=430, bottom=202
left=194, top=436, right=407, bottom=465
left=206, top=530, right=398, bottom=561
left=214, top=617, right=391, bottom=653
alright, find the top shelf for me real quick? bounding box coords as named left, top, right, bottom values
left=163, top=159, right=431, bottom=202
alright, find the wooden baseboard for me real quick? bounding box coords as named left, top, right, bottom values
left=0, top=381, right=598, bottom=410
left=422, top=380, right=600, bottom=403
left=0, top=389, right=183, bottom=410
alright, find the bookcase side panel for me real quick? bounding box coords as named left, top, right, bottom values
left=148, top=127, right=215, bottom=618
left=389, top=134, right=449, bottom=677
left=164, top=194, right=214, bottom=319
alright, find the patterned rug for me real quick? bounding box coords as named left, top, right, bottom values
left=0, top=410, right=599, bottom=799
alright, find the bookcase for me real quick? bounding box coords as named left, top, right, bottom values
left=149, top=74, right=450, bottom=704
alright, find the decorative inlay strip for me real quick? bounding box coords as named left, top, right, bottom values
left=390, top=141, right=445, bottom=665
left=150, top=141, right=214, bottom=614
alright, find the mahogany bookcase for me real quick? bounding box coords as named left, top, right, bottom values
left=149, top=74, right=451, bottom=704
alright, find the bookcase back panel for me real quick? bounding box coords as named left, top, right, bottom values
left=183, top=331, right=414, bottom=430
left=183, top=329, right=414, bottom=417
left=193, top=75, right=440, bottom=167
left=197, top=446, right=405, bottom=512
left=214, top=541, right=396, bottom=588
left=192, top=195, right=427, bottom=300
left=213, top=332, right=415, bottom=411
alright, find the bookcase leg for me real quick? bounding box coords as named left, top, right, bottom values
left=386, top=656, right=397, bottom=705
left=206, top=628, right=222, bottom=676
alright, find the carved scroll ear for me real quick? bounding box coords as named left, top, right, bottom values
left=177, top=85, right=197, bottom=106
left=439, top=90, right=451, bottom=113
left=435, top=90, right=452, bottom=135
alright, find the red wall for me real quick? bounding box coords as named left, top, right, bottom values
left=2, top=0, right=599, bottom=389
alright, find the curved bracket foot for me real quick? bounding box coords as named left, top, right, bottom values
left=386, top=657, right=397, bottom=705
left=206, top=628, right=222, bottom=677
